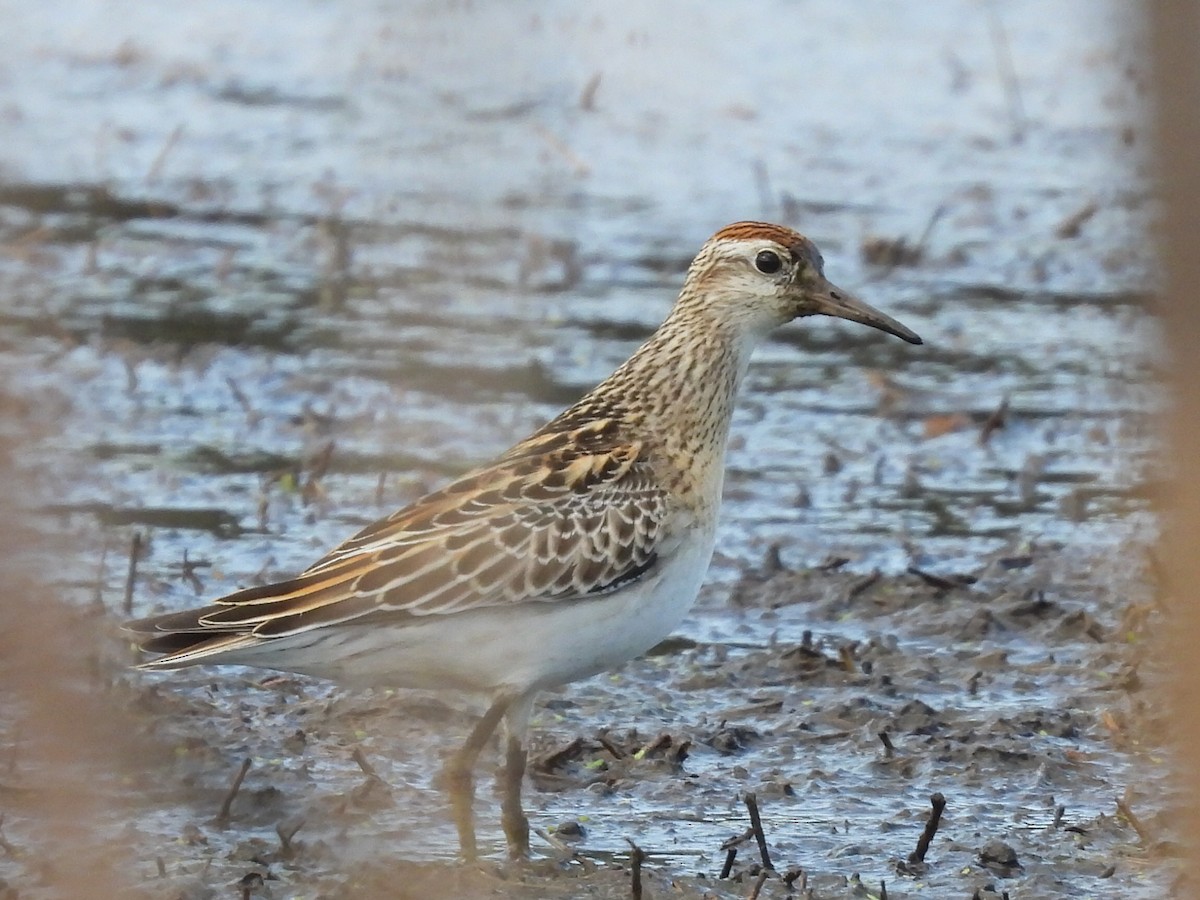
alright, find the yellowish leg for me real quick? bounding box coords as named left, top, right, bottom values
left=443, top=697, right=509, bottom=861
left=501, top=733, right=530, bottom=858
left=500, top=692, right=534, bottom=859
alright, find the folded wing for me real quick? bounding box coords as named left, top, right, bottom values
left=129, top=419, right=673, bottom=668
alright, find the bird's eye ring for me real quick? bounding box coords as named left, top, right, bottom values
left=754, top=250, right=783, bottom=274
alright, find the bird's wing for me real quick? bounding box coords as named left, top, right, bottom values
left=131, top=419, right=676, bottom=657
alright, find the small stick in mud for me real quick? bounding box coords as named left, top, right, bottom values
left=720, top=827, right=754, bottom=851
left=979, top=396, right=1009, bottom=445
left=878, top=731, right=896, bottom=759
left=276, top=817, right=305, bottom=855
left=215, top=758, right=252, bottom=825
left=984, top=0, right=1026, bottom=139
left=746, top=869, right=770, bottom=900
left=225, top=376, right=262, bottom=428
left=351, top=746, right=381, bottom=781
left=909, top=792, right=946, bottom=864
left=743, top=792, right=774, bottom=871
left=912, top=204, right=947, bottom=260
left=635, top=732, right=673, bottom=759
left=597, top=731, right=627, bottom=760
left=1054, top=804, right=1066, bottom=828
left=719, top=846, right=737, bottom=879
left=625, top=837, right=645, bottom=900
left=863, top=205, right=947, bottom=271
left=92, top=530, right=112, bottom=610
left=302, top=441, right=336, bottom=507
left=251, top=555, right=275, bottom=586
left=531, top=736, right=585, bottom=772
left=146, top=124, right=183, bottom=183
left=880, top=879, right=889, bottom=900
left=759, top=542, right=784, bottom=577
left=349, top=746, right=391, bottom=802
left=719, top=827, right=753, bottom=878
left=177, top=548, right=209, bottom=594
left=533, top=825, right=573, bottom=855
left=1056, top=200, right=1099, bottom=240
left=579, top=72, right=602, bottom=111
left=239, top=872, right=264, bottom=900
left=847, top=569, right=880, bottom=600
left=838, top=644, right=857, bottom=673
left=817, top=555, right=849, bottom=572
left=967, top=671, right=983, bottom=695
left=306, top=440, right=336, bottom=482
left=123, top=531, right=143, bottom=615
left=906, top=566, right=974, bottom=593
left=1115, top=794, right=1152, bottom=843
left=257, top=490, right=270, bottom=531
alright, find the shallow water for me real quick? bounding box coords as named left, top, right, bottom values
left=0, top=2, right=1171, bottom=898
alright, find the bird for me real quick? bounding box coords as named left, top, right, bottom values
left=127, top=221, right=922, bottom=860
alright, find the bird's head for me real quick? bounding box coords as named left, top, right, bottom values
left=682, top=221, right=922, bottom=345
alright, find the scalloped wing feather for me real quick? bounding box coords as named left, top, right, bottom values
left=131, top=421, right=678, bottom=665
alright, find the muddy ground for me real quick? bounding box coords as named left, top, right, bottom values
left=0, top=542, right=1176, bottom=899
left=0, top=1, right=1178, bottom=898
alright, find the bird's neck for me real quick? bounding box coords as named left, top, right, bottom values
left=593, top=305, right=760, bottom=498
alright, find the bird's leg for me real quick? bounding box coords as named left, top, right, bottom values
left=444, top=696, right=509, bottom=862
left=501, top=733, right=530, bottom=858
left=500, top=693, right=534, bottom=859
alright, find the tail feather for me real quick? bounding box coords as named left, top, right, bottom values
left=139, top=641, right=261, bottom=669
left=126, top=604, right=227, bottom=635
left=127, top=603, right=259, bottom=669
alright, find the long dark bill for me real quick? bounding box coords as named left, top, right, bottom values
left=812, top=280, right=923, bottom=345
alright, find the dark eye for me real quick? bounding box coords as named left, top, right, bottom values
left=755, top=250, right=782, bottom=274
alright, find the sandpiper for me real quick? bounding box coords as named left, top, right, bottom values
left=128, top=221, right=921, bottom=859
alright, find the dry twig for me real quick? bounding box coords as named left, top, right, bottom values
left=626, top=837, right=645, bottom=900
left=123, top=531, right=143, bottom=615
left=215, top=758, right=252, bottom=825
left=909, top=792, right=946, bottom=864
left=744, top=793, right=773, bottom=870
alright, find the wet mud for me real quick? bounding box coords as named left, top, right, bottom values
left=2, top=552, right=1170, bottom=899
left=0, top=1, right=1175, bottom=898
